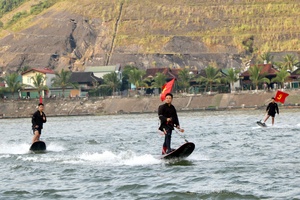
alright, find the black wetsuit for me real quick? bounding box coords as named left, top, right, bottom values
left=32, top=110, right=47, bottom=134
left=266, top=102, right=279, bottom=117
left=158, top=103, right=180, bottom=154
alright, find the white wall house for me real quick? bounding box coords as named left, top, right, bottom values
left=21, top=68, right=55, bottom=98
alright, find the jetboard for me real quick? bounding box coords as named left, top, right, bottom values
left=161, top=142, right=195, bottom=160
left=29, top=141, right=46, bottom=152
left=257, top=121, right=267, bottom=127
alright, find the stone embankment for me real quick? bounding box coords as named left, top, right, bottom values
left=1, top=90, right=300, bottom=119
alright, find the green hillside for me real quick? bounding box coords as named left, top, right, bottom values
left=1, top=0, right=300, bottom=53
left=0, top=0, right=299, bottom=71
left=117, top=0, right=300, bottom=53
left=3, top=0, right=298, bottom=52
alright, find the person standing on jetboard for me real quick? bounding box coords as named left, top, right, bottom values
left=31, top=103, right=47, bottom=143
left=263, top=97, right=279, bottom=126
left=158, top=93, right=184, bottom=154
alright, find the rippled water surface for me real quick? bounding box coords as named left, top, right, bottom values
left=1, top=109, right=300, bottom=199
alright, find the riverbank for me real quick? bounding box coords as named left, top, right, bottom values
left=1, top=90, right=300, bottom=118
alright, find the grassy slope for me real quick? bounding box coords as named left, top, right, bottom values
left=117, top=0, right=300, bottom=53
left=1, top=0, right=300, bottom=54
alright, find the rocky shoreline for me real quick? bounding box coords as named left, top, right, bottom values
left=1, top=90, right=300, bottom=119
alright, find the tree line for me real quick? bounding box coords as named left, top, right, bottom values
left=1, top=54, right=299, bottom=99
left=0, top=0, right=25, bottom=17
left=0, top=0, right=57, bottom=28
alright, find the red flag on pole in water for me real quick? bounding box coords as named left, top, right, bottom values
left=39, top=96, right=43, bottom=103
left=274, top=90, right=289, bottom=104
left=160, top=78, right=175, bottom=101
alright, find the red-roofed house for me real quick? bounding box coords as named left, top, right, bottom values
left=145, top=68, right=176, bottom=81
left=144, top=67, right=199, bottom=95
left=240, top=64, right=279, bottom=90
left=22, top=68, right=55, bottom=88
left=240, top=64, right=278, bottom=77
left=21, top=68, right=55, bottom=98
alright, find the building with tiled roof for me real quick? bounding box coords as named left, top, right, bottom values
left=145, top=67, right=176, bottom=81
left=69, top=72, right=103, bottom=97
left=240, top=64, right=279, bottom=90
left=240, top=64, right=278, bottom=77
left=288, top=68, right=300, bottom=88
left=20, top=68, right=55, bottom=98
left=21, top=68, right=55, bottom=88
left=70, top=72, right=102, bottom=86
left=85, top=64, right=121, bottom=79
left=145, top=67, right=198, bottom=81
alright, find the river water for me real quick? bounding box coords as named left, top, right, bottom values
left=0, top=109, right=299, bottom=199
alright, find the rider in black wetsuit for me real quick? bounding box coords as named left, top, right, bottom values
left=158, top=93, right=184, bottom=154
left=263, top=97, right=279, bottom=126
left=32, top=103, right=47, bottom=143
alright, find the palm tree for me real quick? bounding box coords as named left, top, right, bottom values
left=51, top=69, right=76, bottom=97
left=127, top=68, right=147, bottom=93
left=248, top=65, right=270, bottom=90
left=197, top=66, right=222, bottom=93
left=121, top=65, right=137, bottom=91
left=0, top=77, right=3, bottom=96
left=177, top=68, right=191, bottom=93
left=31, top=73, right=48, bottom=97
left=103, top=72, right=120, bottom=95
left=122, top=65, right=137, bottom=76
left=281, top=54, right=298, bottom=71
left=225, top=68, right=240, bottom=92
left=271, top=69, right=290, bottom=89
left=0, top=86, right=3, bottom=97
left=151, top=72, right=167, bottom=92
left=260, top=52, right=273, bottom=64
left=88, top=81, right=100, bottom=96
left=18, top=65, right=31, bottom=74
left=4, top=73, right=23, bottom=98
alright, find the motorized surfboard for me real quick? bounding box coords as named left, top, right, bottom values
left=29, top=141, right=46, bottom=152
left=257, top=121, right=267, bottom=127
left=161, top=142, right=195, bottom=160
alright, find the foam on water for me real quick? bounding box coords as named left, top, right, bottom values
left=188, top=151, right=210, bottom=161
left=252, top=122, right=300, bottom=130
left=0, top=142, right=30, bottom=154
left=2, top=111, right=300, bottom=199
left=18, top=155, right=68, bottom=163
left=0, top=154, right=10, bottom=159
left=46, top=142, right=67, bottom=152
left=0, top=141, right=66, bottom=154
left=77, top=150, right=161, bottom=166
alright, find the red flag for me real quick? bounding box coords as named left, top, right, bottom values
left=274, top=90, right=289, bottom=104
left=39, top=96, right=43, bottom=103
left=160, top=79, right=175, bottom=101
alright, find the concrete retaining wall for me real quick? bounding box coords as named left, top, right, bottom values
left=1, top=90, right=300, bottom=118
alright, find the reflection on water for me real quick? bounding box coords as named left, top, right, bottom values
left=165, top=159, right=195, bottom=166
